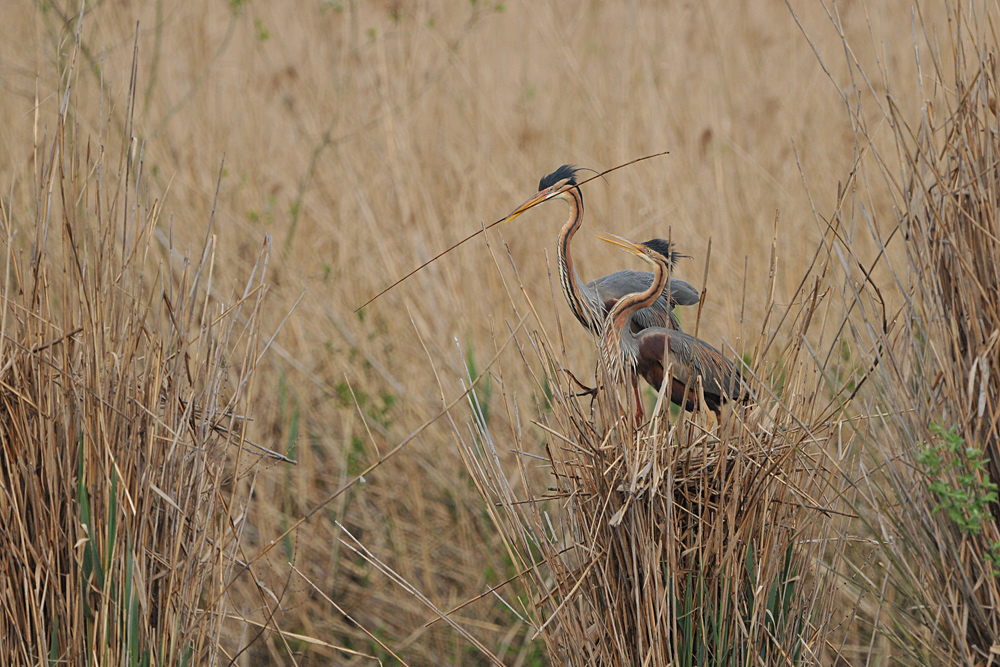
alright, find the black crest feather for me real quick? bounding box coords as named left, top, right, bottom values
left=538, top=165, right=579, bottom=191
left=641, top=238, right=687, bottom=267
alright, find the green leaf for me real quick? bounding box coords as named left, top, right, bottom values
left=77, top=440, right=104, bottom=619
left=106, top=472, right=118, bottom=575
left=48, top=615, right=58, bottom=665
left=126, top=539, right=141, bottom=665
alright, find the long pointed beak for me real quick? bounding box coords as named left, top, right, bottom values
left=596, top=232, right=644, bottom=256
left=503, top=189, right=555, bottom=223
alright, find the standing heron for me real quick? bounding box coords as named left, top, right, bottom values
left=503, top=165, right=700, bottom=334
left=599, top=233, right=752, bottom=420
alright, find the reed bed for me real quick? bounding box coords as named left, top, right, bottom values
left=7, top=0, right=1000, bottom=664
left=0, top=29, right=278, bottom=665
left=808, top=3, right=1000, bottom=663
left=447, top=6, right=1000, bottom=664
left=0, top=1, right=899, bottom=660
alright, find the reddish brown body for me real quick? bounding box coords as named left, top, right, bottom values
left=600, top=234, right=753, bottom=421
left=635, top=329, right=742, bottom=416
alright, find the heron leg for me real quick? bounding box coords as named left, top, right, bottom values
left=693, top=377, right=721, bottom=428
left=564, top=368, right=599, bottom=397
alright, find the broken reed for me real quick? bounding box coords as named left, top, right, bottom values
left=454, top=232, right=850, bottom=666
left=0, top=39, right=273, bottom=666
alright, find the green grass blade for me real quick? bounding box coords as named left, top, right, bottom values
left=48, top=615, right=58, bottom=666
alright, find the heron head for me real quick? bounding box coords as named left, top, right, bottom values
left=504, top=165, right=580, bottom=224
left=641, top=238, right=687, bottom=268
left=597, top=232, right=667, bottom=268
left=537, top=164, right=579, bottom=192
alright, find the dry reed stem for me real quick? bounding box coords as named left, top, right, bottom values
left=794, top=2, right=1000, bottom=664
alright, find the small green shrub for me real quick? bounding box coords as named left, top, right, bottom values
left=917, top=423, right=998, bottom=538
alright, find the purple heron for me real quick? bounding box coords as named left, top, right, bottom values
left=599, top=233, right=752, bottom=419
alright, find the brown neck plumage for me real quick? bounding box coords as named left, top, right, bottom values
left=608, top=250, right=669, bottom=338
left=555, top=186, right=598, bottom=329
left=600, top=246, right=669, bottom=382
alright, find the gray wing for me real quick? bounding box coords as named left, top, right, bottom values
left=588, top=269, right=700, bottom=332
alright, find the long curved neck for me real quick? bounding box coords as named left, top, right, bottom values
left=607, top=252, right=669, bottom=348
left=556, top=187, right=599, bottom=329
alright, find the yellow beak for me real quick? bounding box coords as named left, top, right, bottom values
left=502, top=186, right=561, bottom=224
left=596, top=232, right=645, bottom=257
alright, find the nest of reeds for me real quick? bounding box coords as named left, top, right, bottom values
left=454, top=235, right=843, bottom=666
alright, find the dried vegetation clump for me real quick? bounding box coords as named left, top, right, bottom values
left=453, top=234, right=852, bottom=665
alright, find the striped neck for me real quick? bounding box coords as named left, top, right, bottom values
left=605, top=250, right=669, bottom=358
left=555, top=186, right=600, bottom=330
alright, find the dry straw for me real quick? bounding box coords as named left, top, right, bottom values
left=442, top=7, right=1000, bottom=662
left=9, top=1, right=1000, bottom=664
left=0, top=24, right=279, bottom=666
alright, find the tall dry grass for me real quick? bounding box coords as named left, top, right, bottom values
left=0, top=24, right=277, bottom=665
left=6, top=0, right=1000, bottom=664
left=801, top=3, right=1000, bottom=664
